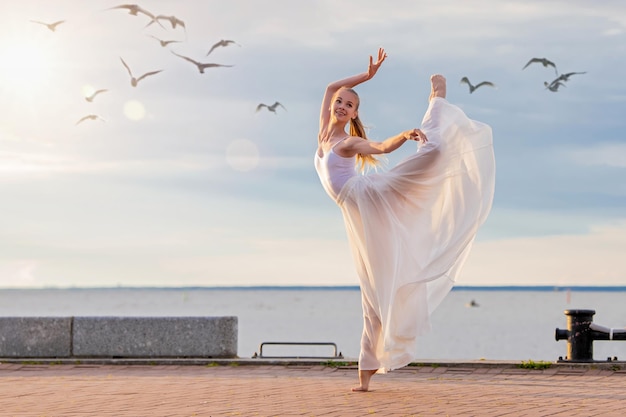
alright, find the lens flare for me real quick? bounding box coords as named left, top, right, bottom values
left=226, top=139, right=260, bottom=172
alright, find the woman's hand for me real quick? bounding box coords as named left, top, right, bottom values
left=320, top=47, right=387, bottom=136
left=404, top=128, right=428, bottom=143
left=367, top=47, right=387, bottom=80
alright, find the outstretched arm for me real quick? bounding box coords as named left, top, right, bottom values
left=318, top=48, right=387, bottom=135
left=337, top=128, right=428, bottom=157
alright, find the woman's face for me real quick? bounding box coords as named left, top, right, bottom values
left=331, top=89, right=359, bottom=123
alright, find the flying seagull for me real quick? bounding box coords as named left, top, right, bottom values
left=460, top=77, right=496, bottom=94
left=85, top=89, right=108, bottom=102
left=153, top=15, right=186, bottom=30
left=108, top=4, right=165, bottom=29
left=544, top=80, right=567, bottom=92
left=207, top=39, right=241, bottom=56
left=108, top=4, right=155, bottom=18
left=75, top=114, right=106, bottom=125
left=554, top=71, right=587, bottom=83
left=120, top=57, right=163, bottom=87
left=523, top=57, right=558, bottom=75
left=171, top=51, right=233, bottom=74
left=143, top=14, right=184, bottom=32
left=544, top=71, right=586, bottom=91
left=148, top=35, right=182, bottom=47
left=256, top=101, right=286, bottom=113
left=30, top=20, right=65, bottom=32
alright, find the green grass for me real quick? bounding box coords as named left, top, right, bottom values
left=407, top=362, right=440, bottom=368
left=518, top=360, right=552, bottom=370
left=321, top=360, right=354, bottom=367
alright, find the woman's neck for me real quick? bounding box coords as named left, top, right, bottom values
left=327, top=121, right=348, bottom=138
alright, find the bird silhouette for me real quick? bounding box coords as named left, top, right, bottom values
left=153, top=15, right=186, bottom=30
left=30, top=20, right=65, bottom=32
left=120, top=57, right=163, bottom=87
left=465, top=299, right=480, bottom=308
left=75, top=114, right=106, bottom=125
left=148, top=35, right=182, bottom=47
left=108, top=4, right=155, bottom=18
left=256, top=102, right=286, bottom=113
left=544, top=80, right=567, bottom=92
left=85, top=89, right=108, bottom=102
left=206, top=39, right=241, bottom=56
left=171, top=51, right=233, bottom=74
left=523, top=57, right=558, bottom=75
left=460, top=77, right=496, bottom=94
left=108, top=4, right=164, bottom=28
left=544, top=72, right=586, bottom=91
left=554, top=71, right=587, bottom=83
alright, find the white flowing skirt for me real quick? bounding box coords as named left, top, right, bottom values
left=336, top=97, right=495, bottom=372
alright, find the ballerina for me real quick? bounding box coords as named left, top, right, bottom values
left=314, top=48, right=495, bottom=392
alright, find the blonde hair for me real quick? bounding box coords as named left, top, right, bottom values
left=340, top=88, right=379, bottom=172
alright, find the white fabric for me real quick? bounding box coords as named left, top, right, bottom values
left=314, top=138, right=354, bottom=201
left=314, top=97, right=496, bottom=372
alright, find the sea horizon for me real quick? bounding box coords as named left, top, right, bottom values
left=2, top=284, right=624, bottom=360
left=2, top=284, right=626, bottom=292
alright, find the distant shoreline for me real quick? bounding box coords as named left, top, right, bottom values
left=2, top=285, right=626, bottom=292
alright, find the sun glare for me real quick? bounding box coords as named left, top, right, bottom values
left=0, top=39, right=54, bottom=97
left=124, top=100, right=147, bottom=121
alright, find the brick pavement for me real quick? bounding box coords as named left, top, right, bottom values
left=2, top=362, right=626, bottom=416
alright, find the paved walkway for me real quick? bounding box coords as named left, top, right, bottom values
left=2, top=362, right=626, bottom=416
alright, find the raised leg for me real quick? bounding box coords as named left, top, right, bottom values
left=422, top=74, right=448, bottom=134
left=429, top=74, right=447, bottom=101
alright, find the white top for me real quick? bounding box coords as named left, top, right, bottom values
left=314, top=140, right=356, bottom=202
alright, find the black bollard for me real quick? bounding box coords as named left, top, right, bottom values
left=554, top=309, right=596, bottom=362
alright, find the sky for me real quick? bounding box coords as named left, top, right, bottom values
left=0, top=0, right=625, bottom=288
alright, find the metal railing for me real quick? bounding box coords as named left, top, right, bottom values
left=254, top=342, right=343, bottom=359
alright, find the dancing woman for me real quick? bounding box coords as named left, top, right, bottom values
left=314, top=48, right=495, bottom=391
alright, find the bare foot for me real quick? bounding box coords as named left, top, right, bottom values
left=429, top=74, right=447, bottom=101
left=351, top=369, right=377, bottom=392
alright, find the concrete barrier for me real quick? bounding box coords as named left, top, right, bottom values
left=73, top=316, right=238, bottom=358
left=0, top=317, right=73, bottom=358
left=0, top=316, right=237, bottom=358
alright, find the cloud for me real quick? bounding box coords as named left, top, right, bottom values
left=565, top=142, right=626, bottom=168
left=460, top=220, right=626, bottom=286
left=1, top=0, right=626, bottom=289
left=0, top=150, right=221, bottom=181
left=158, top=237, right=358, bottom=286
left=0, top=260, right=39, bottom=287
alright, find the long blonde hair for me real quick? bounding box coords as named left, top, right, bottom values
left=341, top=87, right=379, bottom=172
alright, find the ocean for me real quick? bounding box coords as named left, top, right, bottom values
left=1, top=286, right=625, bottom=362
